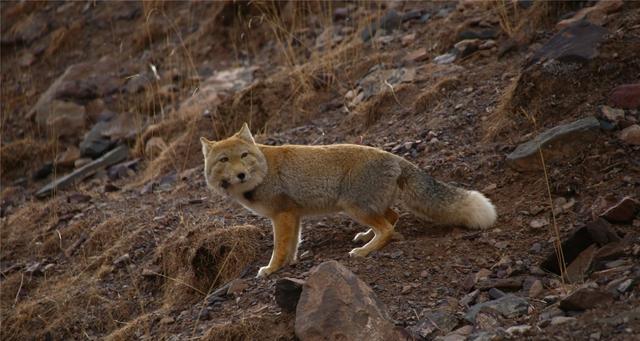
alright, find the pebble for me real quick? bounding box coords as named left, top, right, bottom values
left=550, top=316, right=576, bottom=325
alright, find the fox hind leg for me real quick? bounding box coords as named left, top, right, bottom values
left=353, top=208, right=400, bottom=243
left=345, top=208, right=394, bottom=257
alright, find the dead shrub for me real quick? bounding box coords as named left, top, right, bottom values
left=158, top=224, right=264, bottom=305
left=0, top=138, right=54, bottom=182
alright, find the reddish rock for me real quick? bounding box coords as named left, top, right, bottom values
left=295, top=261, right=399, bottom=341
left=608, top=83, right=640, bottom=109
left=565, top=244, right=597, bottom=283
left=618, top=125, right=640, bottom=146
left=404, top=48, right=429, bottom=63
left=600, top=196, right=640, bottom=223
left=560, top=287, right=614, bottom=311
left=556, top=0, right=623, bottom=30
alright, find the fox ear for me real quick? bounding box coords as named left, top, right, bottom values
left=200, top=137, right=214, bottom=155
left=235, top=123, right=255, bottom=144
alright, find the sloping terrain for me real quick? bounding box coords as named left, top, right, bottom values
left=1, top=1, right=639, bottom=340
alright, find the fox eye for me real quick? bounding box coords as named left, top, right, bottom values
left=219, top=156, right=229, bottom=162
left=241, top=152, right=248, bottom=158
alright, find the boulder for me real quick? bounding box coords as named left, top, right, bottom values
left=29, top=57, right=123, bottom=128
left=529, top=21, right=608, bottom=65
left=295, top=261, right=399, bottom=341
left=44, top=100, right=86, bottom=138
left=506, top=117, right=601, bottom=171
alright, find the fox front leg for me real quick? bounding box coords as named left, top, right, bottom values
left=257, top=213, right=299, bottom=278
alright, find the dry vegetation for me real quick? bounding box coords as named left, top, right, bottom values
left=2, top=1, right=639, bottom=340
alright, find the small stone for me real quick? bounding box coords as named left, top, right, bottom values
left=600, top=106, right=625, bottom=124
left=617, top=278, right=634, bottom=293
left=608, top=83, right=640, bottom=109
left=45, top=100, right=87, bottom=138
left=420, top=270, right=429, bottom=278
left=550, top=316, right=576, bottom=325
left=465, top=295, right=529, bottom=323
left=226, top=279, right=248, bottom=296
left=410, top=310, right=459, bottom=339
left=401, top=33, right=416, bottom=46
left=434, top=52, right=457, bottom=64
left=530, top=243, right=542, bottom=254
left=600, top=196, right=640, bottom=224
left=560, top=287, right=614, bottom=311
left=454, top=39, right=481, bottom=57
left=529, top=280, right=544, bottom=298
left=530, top=218, right=549, bottom=229
left=506, top=325, right=531, bottom=336
left=404, top=48, right=429, bottom=62
left=56, top=146, right=81, bottom=168
left=619, top=125, right=640, bottom=145
left=300, top=250, right=313, bottom=260
left=19, top=52, right=36, bottom=67
left=113, top=253, right=130, bottom=266
left=565, top=244, right=597, bottom=283
left=401, top=285, right=412, bottom=295
left=160, top=317, right=175, bottom=325
left=25, top=262, right=42, bottom=275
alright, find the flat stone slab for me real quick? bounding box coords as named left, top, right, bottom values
left=506, top=117, right=601, bottom=171
left=529, top=21, right=608, bottom=64
left=36, top=145, right=129, bottom=198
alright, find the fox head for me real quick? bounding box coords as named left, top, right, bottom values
left=200, top=123, right=267, bottom=195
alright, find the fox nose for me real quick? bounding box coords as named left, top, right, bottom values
left=237, top=172, right=246, bottom=180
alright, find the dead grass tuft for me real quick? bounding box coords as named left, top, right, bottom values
left=202, top=314, right=294, bottom=341
left=158, top=224, right=264, bottom=305
left=0, top=138, right=54, bottom=182
left=414, top=76, right=461, bottom=114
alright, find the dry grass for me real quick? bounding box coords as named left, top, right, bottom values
left=202, top=314, right=294, bottom=341
left=414, top=76, right=461, bottom=114
left=157, top=224, right=264, bottom=305
left=0, top=138, right=54, bottom=182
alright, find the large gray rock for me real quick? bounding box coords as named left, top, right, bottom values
left=36, top=145, right=129, bottom=198
left=529, top=21, right=608, bottom=65
left=29, top=57, right=123, bottom=130
left=506, top=117, right=601, bottom=171
left=295, top=261, right=399, bottom=341
left=80, top=121, right=113, bottom=158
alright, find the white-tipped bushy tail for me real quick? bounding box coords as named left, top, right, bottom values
left=399, top=160, right=497, bottom=229
left=457, top=190, right=497, bottom=229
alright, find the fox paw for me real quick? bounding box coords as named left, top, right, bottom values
left=348, top=248, right=368, bottom=258
left=352, top=230, right=374, bottom=243
left=256, top=266, right=273, bottom=278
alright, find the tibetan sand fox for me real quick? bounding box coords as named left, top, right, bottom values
left=201, top=124, right=497, bottom=277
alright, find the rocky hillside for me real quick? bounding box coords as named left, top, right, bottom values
left=1, top=1, right=639, bottom=340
